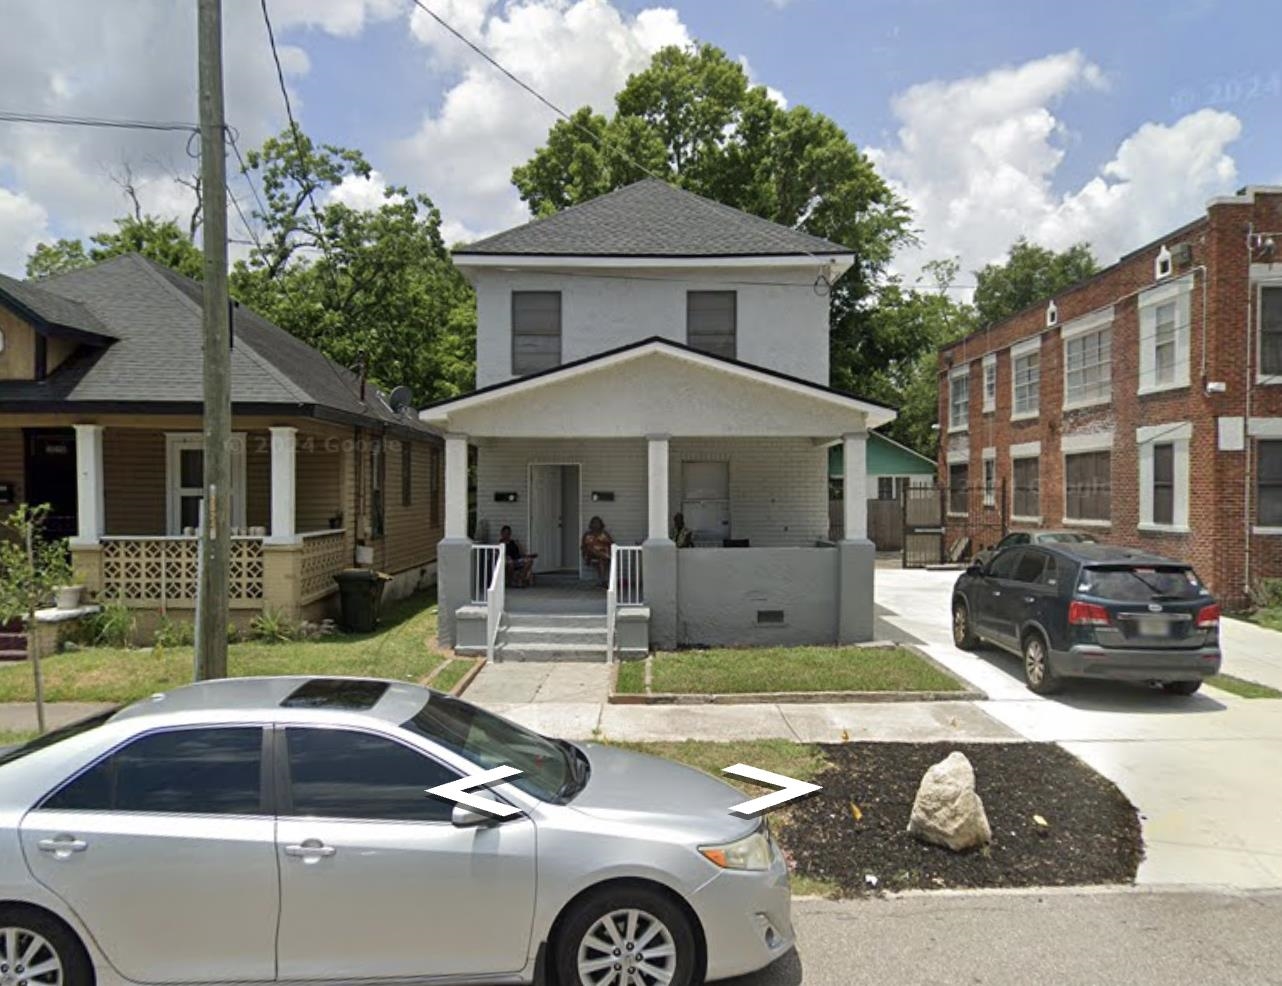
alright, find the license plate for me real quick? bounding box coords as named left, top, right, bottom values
left=1137, top=617, right=1171, bottom=636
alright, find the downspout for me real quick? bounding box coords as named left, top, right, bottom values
left=1244, top=225, right=1256, bottom=598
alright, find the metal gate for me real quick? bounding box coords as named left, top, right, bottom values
left=901, top=483, right=945, bottom=567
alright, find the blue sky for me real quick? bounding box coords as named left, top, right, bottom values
left=0, top=0, right=1276, bottom=278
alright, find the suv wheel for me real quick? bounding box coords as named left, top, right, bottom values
left=1022, top=631, right=1062, bottom=695
left=556, top=886, right=697, bottom=986
left=952, top=600, right=977, bottom=650
left=1162, top=680, right=1202, bottom=696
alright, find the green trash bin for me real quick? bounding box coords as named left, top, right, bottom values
left=334, top=568, right=391, bottom=633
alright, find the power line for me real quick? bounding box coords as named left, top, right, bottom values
left=0, top=109, right=198, bottom=133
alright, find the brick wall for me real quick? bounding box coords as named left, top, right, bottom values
left=938, top=187, right=1282, bottom=609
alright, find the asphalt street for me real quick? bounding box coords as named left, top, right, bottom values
left=729, top=888, right=1282, bottom=986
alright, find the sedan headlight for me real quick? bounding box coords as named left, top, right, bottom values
left=699, top=829, right=773, bottom=870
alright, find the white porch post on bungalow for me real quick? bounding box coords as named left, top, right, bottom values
left=71, top=424, right=104, bottom=545
left=842, top=430, right=868, bottom=540
left=647, top=434, right=670, bottom=540
left=444, top=433, right=469, bottom=539
left=267, top=426, right=297, bottom=543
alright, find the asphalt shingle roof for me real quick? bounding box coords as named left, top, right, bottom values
left=0, top=254, right=433, bottom=434
left=0, top=272, right=112, bottom=339
left=454, top=179, right=854, bottom=258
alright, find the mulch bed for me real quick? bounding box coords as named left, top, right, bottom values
left=779, top=742, right=1143, bottom=896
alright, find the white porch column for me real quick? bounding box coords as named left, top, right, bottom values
left=842, top=430, right=868, bottom=540
left=267, top=426, right=297, bottom=543
left=647, top=433, right=670, bottom=540
left=71, top=424, right=104, bottom=545
left=444, top=433, right=469, bottom=539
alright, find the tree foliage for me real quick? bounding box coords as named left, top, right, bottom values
left=26, top=216, right=203, bottom=280
left=972, top=238, right=1099, bottom=327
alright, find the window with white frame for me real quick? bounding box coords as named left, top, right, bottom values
left=1137, top=422, right=1191, bottom=530
left=948, top=366, right=970, bottom=432
left=1138, top=279, right=1192, bottom=394
left=1012, top=456, right=1040, bottom=519
left=1260, top=285, right=1282, bottom=379
left=1065, top=450, right=1111, bottom=522
left=165, top=433, right=246, bottom=535
left=982, top=355, right=997, bottom=413
left=1011, top=340, right=1040, bottom=418
left=947, top=461, right=969, bottom=516
left=1257, top=440, right=1282, bottom=527
left=982, top=451, right=996, bottom=507
left=1062, top=311, right=1113, bottom=408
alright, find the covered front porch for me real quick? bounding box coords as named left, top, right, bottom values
left=421, top=340, right=893, bottom=659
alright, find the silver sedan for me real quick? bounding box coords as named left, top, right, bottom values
left=0, top=677, right=793, bottom=986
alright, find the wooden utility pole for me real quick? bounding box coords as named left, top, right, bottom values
left=195, top=0, right=231, bottom=679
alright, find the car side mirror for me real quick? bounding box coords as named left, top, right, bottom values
left=451, top=804, right=493, bottom=828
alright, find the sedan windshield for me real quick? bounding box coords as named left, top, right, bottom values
left=402, top=693, right=586, bottom=803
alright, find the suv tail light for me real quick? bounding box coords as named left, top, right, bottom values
left=1195, top=604, right=1221, bottom=629
left=1069, top=600, right=1111, bottom=626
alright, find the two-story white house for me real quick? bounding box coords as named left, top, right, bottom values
left=421, top=179, right=894, bottom=659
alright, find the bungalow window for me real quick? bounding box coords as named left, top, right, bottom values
left=947, top=463, right=968, bottom=516
left=511, top=291, right=562, bottom=376
left=1065, top=450, right=1111, bottom=522
left=429, top=448, right=441, bottom=528
left=370, top=441, right=385, bottom=538
left=1012, top=457, right=1040, bottom=519
left=687, top=291, right=736, bottom=359
left=948, top=366, right=970, bottom=432
left=877, top=476, right=896, bottom=501
left=401, top=441, right=412, bottom=508
left=1261, top=286, right=1282, bottom=378
left=1012, top=347, right=1040, bottom=418
left=164, top=433, right=246, bottom=535
left=1257, top=441, right=1282, bottom=527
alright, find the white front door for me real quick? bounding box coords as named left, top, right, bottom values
left=529, top=464, right=579, bottom=571
left=682, top=460, right=730, bottom=544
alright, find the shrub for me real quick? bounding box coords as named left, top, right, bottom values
left=91, top=600, right=137, bottom=648
left=154, top=616, right=195, bottom=649
left=1249, top=578, right=1282, bottom=611
left=250, top=608, right=296, bottom=644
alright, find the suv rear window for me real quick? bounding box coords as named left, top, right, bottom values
left=1078, top=566, right=1208, bottom=602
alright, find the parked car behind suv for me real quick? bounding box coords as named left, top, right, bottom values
left=951, top=544, right=1221, bottom=695
left=973, top=529, right=1097, bottom=567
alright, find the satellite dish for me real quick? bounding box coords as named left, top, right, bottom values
left=387, top=385, right=414, bottom=413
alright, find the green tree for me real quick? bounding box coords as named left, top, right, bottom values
left=972, top=238, right=1098, bottom=327
left=512, top=43, right=911, bottom=392
left=25, top=216, right=204, bottom=280
left=232, top=128, right=476, bottom=401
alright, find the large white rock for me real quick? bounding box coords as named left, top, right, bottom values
left=906, top=751, right=992, bottom=852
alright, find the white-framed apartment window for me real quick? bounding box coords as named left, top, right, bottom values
left=1010, top=338, right=1040, bottom=420
left=1256, top=276, right=1282, bottom=383
left=165, top=433, right=247, bottom=534
left=946, top=451, right=968, bottom=517
left=1061, top=432, right=1113, bottom=525
left=1062, top=308, right=1113, bottom=410
left=981, top=447, right=996, bottom=507
left=1010, top=441, right=1041, bottom=521
left=1246, top=418, right=1282, bottom=532
left=1137, top=422, right=1191, bottom=532
left=1138, top=277, right=1192, bottom=395
left=948, top=365, right=971, bottom=433
left=982, top=354, right=997, bottom=413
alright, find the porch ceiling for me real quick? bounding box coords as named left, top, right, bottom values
left=421, top=340, right=895, bottom=438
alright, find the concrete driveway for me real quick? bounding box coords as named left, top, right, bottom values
left=875, top=567, right=1282, bottom=889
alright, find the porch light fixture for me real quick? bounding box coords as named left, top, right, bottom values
left=494, top=491, right=518, bottom=502
left=591, top=491, right=615, bottom=502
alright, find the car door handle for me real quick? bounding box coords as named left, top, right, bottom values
left=284, top=841, right=336, bottom=859
left=1024, top=596, right=1035, bottom=604
left=991, top=590, right=1002, bottom=597
left=37, top=836, right=87, bottom=855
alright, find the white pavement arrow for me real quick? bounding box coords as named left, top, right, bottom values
left=723, top=763, right=823, bottom=818
left=426, top=765, right=524, bottom=818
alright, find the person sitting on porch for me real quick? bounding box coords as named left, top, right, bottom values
left=672, top=512, right=695, bottom=548
left=500, top=525, right=536, bottom=588
left=581, top=515, right=614, bottom=584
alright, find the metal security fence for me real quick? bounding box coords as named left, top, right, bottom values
left=901, top=481, right=1010, bottom=567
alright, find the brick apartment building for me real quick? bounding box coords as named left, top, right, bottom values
left=937, top=185, right=1282, bottom=609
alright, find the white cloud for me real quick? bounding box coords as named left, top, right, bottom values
left=326, top=170, right=405, bottom=210
left=392, top=0, right=691, bottom=242
left=0, top=189, right=49, bottom=275
left=738, top=55, right=787, bottom=109
left=871, top=50, right=1242, bottom=286
left=271, top=0, right=406, bottom=37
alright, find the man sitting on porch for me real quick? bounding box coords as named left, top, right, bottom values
left=581, top=515, right=614, bottom=584
left=500, top=525, right=536, bottom=588
left=673, top=512, right=695, bottom=548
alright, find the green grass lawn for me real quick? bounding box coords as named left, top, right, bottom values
left=0, top=730, right=36, bottom=747
left=430, top=659, right=476, bottom=694
left=0, top=592, right=446, bottom=704
left=1245, top=607, right=1282, bottom=633
left=615, top=645, right=964, bottom=695
left=1208, top=673, right=1282, bottom=699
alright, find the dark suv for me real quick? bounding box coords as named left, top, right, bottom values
left=951, top=543, right=1222, bottom=695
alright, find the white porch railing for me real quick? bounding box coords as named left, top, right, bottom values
left=606, top=545, right=644, bottom=662
left=470, top=544, right=505, bottom=662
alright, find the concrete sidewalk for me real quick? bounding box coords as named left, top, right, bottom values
left=1219, top=616, right=1282, bottom=691
left=0, top=702, right=116, bottom=735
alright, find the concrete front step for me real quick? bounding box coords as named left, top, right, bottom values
left=0, top=650, right=27, bottom=663
left=495, top=641, right=609, bottom=662
left=0, top=632, right=26, bottom=651
left=503, top=613, right=607, bottom=630
left=499, top=626, right=607, bottom=644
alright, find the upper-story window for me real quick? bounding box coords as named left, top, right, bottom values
left=1138, top=278, right=1192, bottom=394
left=948, top=365, right=970, bottom=432
left=687, top=291, right=737, bottom=359
left=511, top=291, right=562, bottom=376
left=1011, top=338, right=1040, bottom=419
left=1259, top=285, right=1282, bottom=380
left=1062, top=309, right=1113, bottom=409
left=981, top=354, right=996, bottom=413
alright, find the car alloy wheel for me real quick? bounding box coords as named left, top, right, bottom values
left=1024, top=637, right=1046, bottom=686
left=0, top=926, right=64, bottom=986
left=576, top=908, right=677, bottom=986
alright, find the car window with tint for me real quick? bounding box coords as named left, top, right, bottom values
left=1038, top=555, right=1060, bottom=588
left=986, top=548, right=1023, bottom=580
left=1079, top=566, right=1208, bottom=602
left=42, top=727, right=264, bottom=814
left=285, top=727, right=460, bottom=822
left=1013, top=550, right=1047, bottom=583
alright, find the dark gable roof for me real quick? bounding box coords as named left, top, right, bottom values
left=454, top=179, right=853, bottom=259
left=1, top=255, right=436, bottom=437
left=0, top=271, right=113, bottom=341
